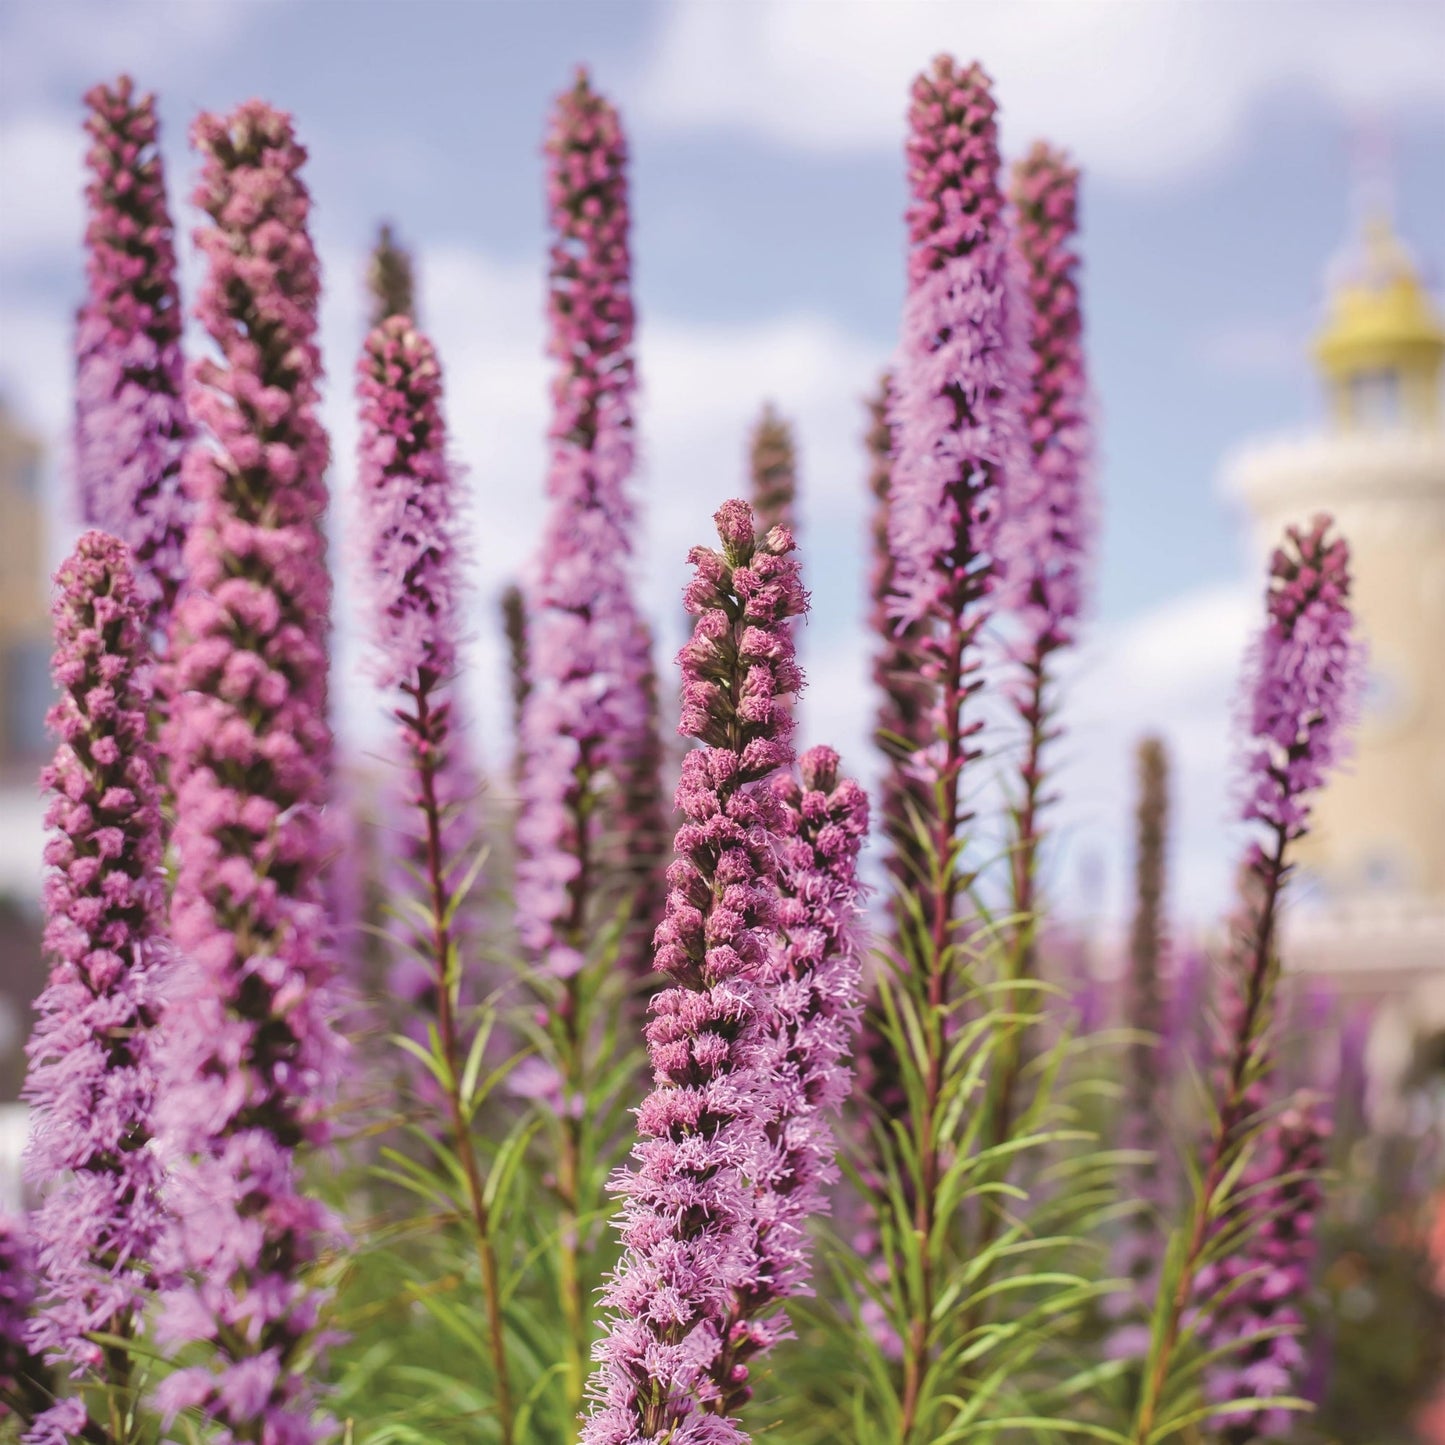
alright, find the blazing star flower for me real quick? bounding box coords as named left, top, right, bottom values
left=582, top=500, right=805, bottom=1445
left=73, top=77, right=190, bottom=631
left=156, top=101, right=339, bottom=1444
left=1243, top=516, right=1363, bottom=846
left=516, top=67, right=662, bottom=980
left=886, top=57, right=1022, bottom=647
left=21, top=534, right=168, bottom=1428
left=356, top=312, right=484, bottom=1012
left=1201, top=1096, right=1329, bottom=1442
left=1, top=1217, right=54, bottom=1431
left=997, top=141, right=1090, bottom=652
left=704, top=746, right=868, bottom=1413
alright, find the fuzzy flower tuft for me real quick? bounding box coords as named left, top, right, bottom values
left=1242, top=515, right=1363, bottom=842
left=516, top=68, right=661, bottom=979
left=704, top=745, right=868, bottom=1413
left=157, top=100, right=339, bottom=1442
left=996, top=141, right=1091, bottom=650
left=74, top=76, right=191, bottom=629
left=1201, top=1095, right=1329, bottom=1441
left=22, top=533, right=168, bottom=1392
left=886, top=56, right=1022, bottom=640
left=582, top=501, right=806, bottom=1445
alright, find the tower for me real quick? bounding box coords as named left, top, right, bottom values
left=1222, top=207, right=1445, bottom=1102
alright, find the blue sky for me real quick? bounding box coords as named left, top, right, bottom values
left=1, top=0, right=1442, bottom=923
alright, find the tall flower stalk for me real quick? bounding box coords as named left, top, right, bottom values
left=22, top=533, right=167, bottom=1445
left=353, top=311, right=516, bottom=1435
left=983, top=139, right=1090, bottom=1159
left=1199, top=1094, right=1329, bottom=1441
left=582, top=500, right=805, bottom=1445
left=877, top=58, right=1022, bottom=1435
left=500, top=582, right=531, bottom=785
left=1, top=1219, right=59, bottom=1436
left=155, top=102, right=339, bottom=1442
left=515, top=70, right=663, bottom=1412
left=74, top=77, right=190, bottom=633
left=704, top=745, right=868, bottom=1414
left=1131, top=516, right=1362, bottom=1441
left=865, top=371, right=929, bottom=929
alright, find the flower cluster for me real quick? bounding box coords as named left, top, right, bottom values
left=887, top=56, right=1021, bottom=641
left=0, top=1218, right=51, bottom=1429
left=1202, top=1096, right=1329, bottom=1441
left=156, top=101, right=338, bottom=1442
left=1243, top=515, right=1363, bottom=843
left=516, top=67, right=660, bottom=979
left=356, top=312, right=480, bottom=1009
left=998, top=141, right=1090, bottom=650
left=73, top=76, right=190, bottom=629
left=705, top=745, right=869, bottom=1412
left=583, top=500, right=805, bottom=1445
left=23, top=534, right=168, bottom=1407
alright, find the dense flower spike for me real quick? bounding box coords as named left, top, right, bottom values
left=22, top=534, right=167, bottom=1431
left=1, top=1218, right=54, bottom=1430
left=865, top=373, right=930, bottom=906
left=583, top=500, right=806, bottom=1445
left=747, top=404, right=798, bottom=537
left=998, top=142, right=1090, bottom=646
left=366, top=222, right=417, bottom=328
left=516, top=67, right=659, bottom=978
left=1202, top=1096, right=1329, bottom=1441
left=1130, top=518, right=1362, bottom=1443
left=356, top=313, right=480, bottom=974
left=156, top=101, right=339, bottom=1443
left=887, top=57, right=1020, bottom=642
left=705, top=746, right=868, bottom=1413
left=73, top=76, right=190, bottom=628
left=1243, top=515, right=1363, bottom=844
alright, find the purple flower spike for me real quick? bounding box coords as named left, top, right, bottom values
left=886, top=57, right=1022, bottom=644
left=22, top=534, right=167, bottom=1410
left=358, top=316, right=460, bottom=696
left=1202, top=1095, right=1329, bottom=1442
left=705, top=746, right=868, bottom=1413
left=74, top=76, right=191, bottom=631
left=1, top=1217, right=54, bottom=1430
left=997, top=142, right=1091, bottom=651
left=582, top=501, right=806, bottom=1445
left=156, top=101, right=338, bottom=1443
left=1243, top=516, right=1364, bottom=844
left=356, top=313, right=482, bottom=1006
left=516, top=68, right=662, bottom=980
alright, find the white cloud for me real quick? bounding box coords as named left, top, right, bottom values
left=637, top=0, right=1445, bottom=184
left=0, top=0, right=267, bottom=110
left=0, top=114, right=84, bottom=263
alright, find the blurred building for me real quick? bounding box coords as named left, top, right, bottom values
left=0, top=396, right=49, bottom=1112
left=1224, top=208, right=1445, bottom=1107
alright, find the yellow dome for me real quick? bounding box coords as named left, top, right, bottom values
left=1314, top=216, right=1445, bottom=380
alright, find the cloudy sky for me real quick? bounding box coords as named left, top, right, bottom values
left=1, top=0, right=1442, bottom=923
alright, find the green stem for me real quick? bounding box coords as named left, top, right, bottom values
left=410, top=679, right=516, bottom=1445
left=1129, top=824, right=1289, bottom=1443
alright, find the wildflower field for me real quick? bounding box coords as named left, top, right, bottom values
left=1, top=50, right=1442, bottom=1445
